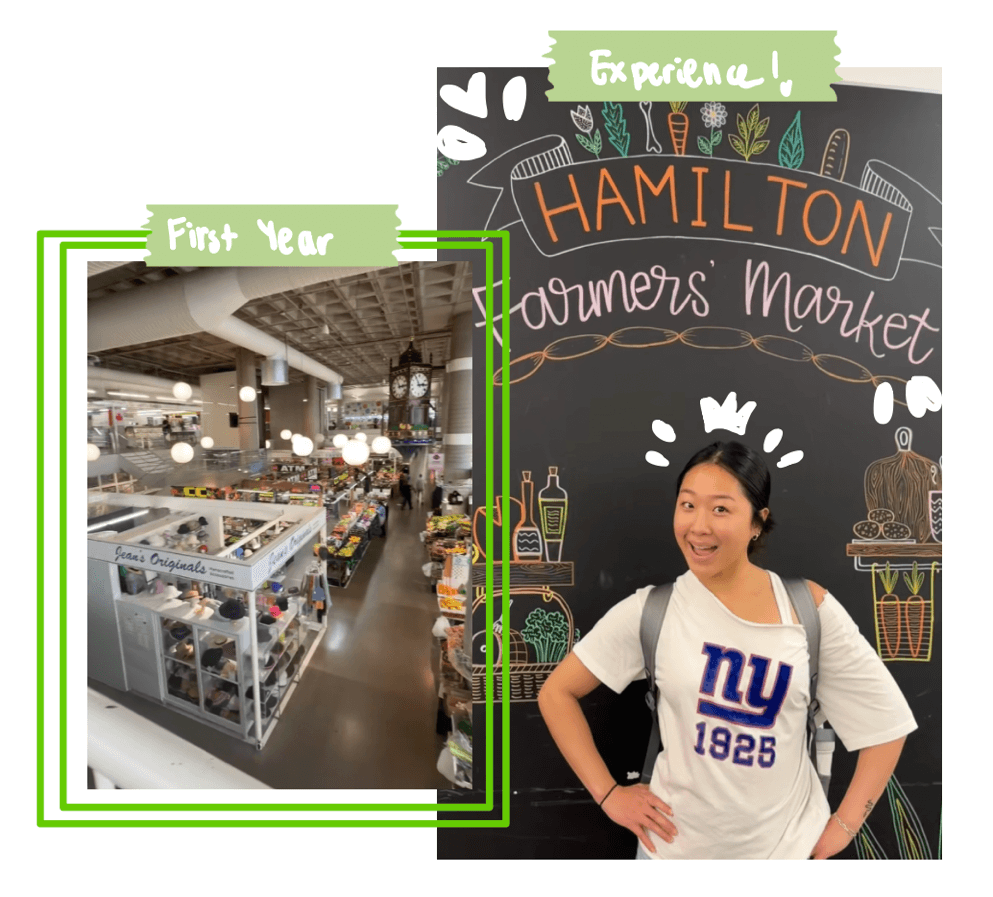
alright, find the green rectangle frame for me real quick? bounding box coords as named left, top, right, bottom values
left=37, top=229, right=511, bottom=827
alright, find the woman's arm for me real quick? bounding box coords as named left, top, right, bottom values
left=810, top=736, right=907, bottom=859
left=538, top=653, right=678, bottom=854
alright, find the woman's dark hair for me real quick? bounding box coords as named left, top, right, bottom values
left=675, top=441, right=776, bottom=554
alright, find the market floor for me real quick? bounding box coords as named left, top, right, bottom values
left=88, top=497, right=452, bottom=789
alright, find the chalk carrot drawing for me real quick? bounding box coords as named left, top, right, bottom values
left=902, top=562, right=927, bottom=659
left=821, top=129, right=851, bottom=180
left=571, top=104, right=602, bottom=159
left=778, top=110, right=804, bottom=169
left=876, top=563, right=902, bottom=659
left=869, top=561, right=937, bottom=662
left=602, top=101, right=630, bottom=157
left=639, top=101, right=663, bottom=153
left=697, top=102, right=727, bottom=156
left=667, top=101, right=689, bottom=155
left=729, top=104, right=770, bottom=161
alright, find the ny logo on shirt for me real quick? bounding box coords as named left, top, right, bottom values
left=696, top=643, right=794, bottom=728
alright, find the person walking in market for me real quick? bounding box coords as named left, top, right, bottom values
left=399, top=468, right=413, bottom=509
left=415, top=473, right=425, bottom=507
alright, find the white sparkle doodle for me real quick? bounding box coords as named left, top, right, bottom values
left=776, top=450, right=804, bottom=468
left=437, top=72, right=528, bottom=163
left=646, top=418, right=676, bottom=467
left=763, top=428, right=783, bottom=452
left=652, top=419, right=676, bottom=442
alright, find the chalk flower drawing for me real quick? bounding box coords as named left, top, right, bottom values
left=570, top=105, right=594, bottom=134
left=729, top=104, right=771, bottom=162
left=698, top=102, right=727, bottom=157
left=571, top=104, right=602, bottom=159
left=701, top=101, right=728, bottom=129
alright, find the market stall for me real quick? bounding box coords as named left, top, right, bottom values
left=87, top=492, right=329, bottom=749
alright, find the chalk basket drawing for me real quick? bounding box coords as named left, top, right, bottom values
left=846, top=427, right=941, bottom=662
left=470, top=468, right=577, bottom=703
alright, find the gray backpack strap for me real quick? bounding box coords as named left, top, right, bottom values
left=639, top=583, right=673, bottom=784
left=781, top=576, right=835, bottom=795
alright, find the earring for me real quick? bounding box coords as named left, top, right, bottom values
left=751, top=534, right=759, bottom=542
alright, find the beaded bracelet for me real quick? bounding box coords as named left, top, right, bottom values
left=599, top=782, right=619, bottom=808
left=833, top=813, right=859, bottom=838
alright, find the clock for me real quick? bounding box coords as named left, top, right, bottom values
left=390, top=374, right=407, bottom=398
left=409, top=371, right=429, bottom=398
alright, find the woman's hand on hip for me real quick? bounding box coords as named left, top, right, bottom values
left=601, top=783, right=677, bottom=854
left=809, top=816, right=855, bottom=859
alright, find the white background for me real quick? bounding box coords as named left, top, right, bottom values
left=7, top=1, right=970, bottom=890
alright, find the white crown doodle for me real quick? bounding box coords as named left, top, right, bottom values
left=645, top=391, right=805, bottom=470
left=700, top=392, right=757, bottom=435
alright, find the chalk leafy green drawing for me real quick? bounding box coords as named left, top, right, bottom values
left=436, top=154, right=460, bottom=177
left=602, top=101, right=630, bottom=157
left=575, top=130, right=602, bottom=158
left=729, top=104, right=770, bottom=162
left=778, top=110, right=804, bottom=169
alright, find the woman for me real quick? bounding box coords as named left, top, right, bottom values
left=538, top=441, right=916, bottom=860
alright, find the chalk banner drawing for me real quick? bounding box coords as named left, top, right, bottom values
left=470, top=467, right=576, bottom=703
left=470, top=137, right=941, bottom=281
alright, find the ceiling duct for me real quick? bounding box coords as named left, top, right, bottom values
left=88, top=267, right=381, bottom=385
left=261, top=356, right=289, bottom=386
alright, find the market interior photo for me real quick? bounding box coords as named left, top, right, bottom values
left=85, top=262, right=474, bottom=790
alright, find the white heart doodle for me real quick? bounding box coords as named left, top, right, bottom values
left=779, top=79, right=793, bottom=98
left=440, top=71, right=488, bottom=119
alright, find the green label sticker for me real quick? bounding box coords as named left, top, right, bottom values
left=145, top=205, right=400, bottom=266
left=546, top=31, right=839, bottom=102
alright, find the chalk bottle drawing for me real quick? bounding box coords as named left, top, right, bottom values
left=538, top=466, right=568, bottom=562
left=513, top=471, right=543, bottom=560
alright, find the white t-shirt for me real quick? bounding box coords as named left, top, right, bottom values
left=573, top=570, right=917, bottom=859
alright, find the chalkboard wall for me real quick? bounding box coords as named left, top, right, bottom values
left=438, top=69, right=941, bottom=860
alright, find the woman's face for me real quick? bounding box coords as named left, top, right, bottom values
left=674, top=463, right=765, bottom=580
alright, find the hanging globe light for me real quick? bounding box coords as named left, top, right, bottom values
left=172, top=382, right=192, bottom=401
left=355, top=432, right=368, bottom=442
left=292, top=435, right=314, bottom=457
left=265, top=439, right=271, bottom=448
left=280, top=429, right=292, bottom=440
left=239, top=386, right=257, bottom=403
left=371, top=436, right=392, bottom=454
left=171, top=442, right=195, bottom=463
left=86, top=443, right=101, bottom=462
left=200, top=436, right=214, bottom=449
left=342, top=438, right=370, bottom=466
left=332, top=433, right=348, bottom=449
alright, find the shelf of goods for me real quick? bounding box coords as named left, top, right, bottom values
left=324, top=501, right=384, bottom=587
left=436, top=621, right=472, bottom=789
left=424, top=514, right=471, bottom=619
left=87, top=492, right=331, bottom=750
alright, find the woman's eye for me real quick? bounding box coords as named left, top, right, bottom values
left=714, top=506, right=728, bottom=514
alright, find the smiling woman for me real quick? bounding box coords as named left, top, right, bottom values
left=537, top=439, right=918, bottom=860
